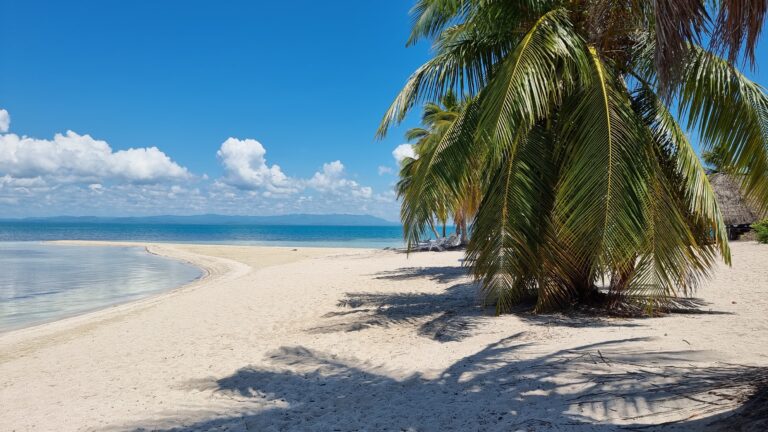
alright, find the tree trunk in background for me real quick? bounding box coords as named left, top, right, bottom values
left=609, top=257, right=637, bottom=304
left=573, top=262, right=597, bottom=304
left=460, top=219, right=468, bottom=245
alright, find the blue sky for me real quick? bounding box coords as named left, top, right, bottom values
left=0, top=1, right=766, bottom=220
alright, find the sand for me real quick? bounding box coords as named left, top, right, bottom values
left=1, top=241, right=767, bottom=431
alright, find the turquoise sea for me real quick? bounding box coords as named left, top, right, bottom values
left=0, top=222, right=405, bottom=332
left=0, top=221, right=404, bottom=248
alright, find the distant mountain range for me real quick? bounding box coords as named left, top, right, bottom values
left=5, top=214, right=399, bottom=226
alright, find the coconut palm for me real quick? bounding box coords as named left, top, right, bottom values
left=379, top=0, right=768, bottom=313
left=397, top=91, right=483, bottom=246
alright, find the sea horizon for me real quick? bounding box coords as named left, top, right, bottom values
left=0, top=220, right=409, bottom=249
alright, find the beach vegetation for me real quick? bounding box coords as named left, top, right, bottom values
left=753, top=219, right=768, bottom=244
left=381, top=0, right=768, bottom=313
left=397, top=91, right=482, bottom=246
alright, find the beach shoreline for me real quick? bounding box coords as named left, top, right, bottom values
left=1, top=241, right=767, bottom=431
left=0, top=242, right=340, bottom=349
left=0, top=241, right=211, bottom=336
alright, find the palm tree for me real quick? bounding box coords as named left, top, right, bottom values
left=379, top=0, right=768, bottom=313
left=702, top=146, right=734, bottom=173
left=397, top=91, right=482, bottom=246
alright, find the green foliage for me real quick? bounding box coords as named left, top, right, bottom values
left=702, top=147, right=731, bottom=173
left=383, top=0, right=768, bottom=313
left=398, top=91, right=481, bottom=247
left=753, top=219, right=768, bottom=244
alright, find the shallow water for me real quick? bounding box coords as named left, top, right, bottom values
left=0, top=242, right=202, bottom=332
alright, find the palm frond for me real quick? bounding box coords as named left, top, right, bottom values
left=650, top=0, right=708, bottom=89
left=399, top=96, right=482, bottom=250
left=407, top=0, right=471, bottom=46
left=677, top=46, right=768, bottom=213
left=555, top=47, right=648, bottom=270
left=477, top=7, right=589, bottom=154
left=376, top=26, right=508, bottom=137
left=629, top=108, right=723, bottom=312
left=632, top=81, right=731, bottom=263
left=466, top=125, right=559, bottom=313
left=711, top=0, right=768, bottom=66
left=377, top=1, right=559, bottom=138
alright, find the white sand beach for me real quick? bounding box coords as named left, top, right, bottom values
left=1, top=241, right=767, bottom=431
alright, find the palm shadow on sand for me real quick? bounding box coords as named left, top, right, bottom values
left=307, top=281, right=486, bottom=341
left=124, top=266, right=754, bottom=432
left=128, top=334, right=764, bottom=431
left=304, top=265, right=725, bottom=342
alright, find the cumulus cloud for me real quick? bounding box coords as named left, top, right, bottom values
left=392, top=143, right=415, bottom=164
left=0, top=109, right=9, bottom=133
left=378, top=165, right=393, bottom=175
left=0, top=110, right=194, bottom=215
left=0, top=179, right=399, bottom=220
left=307, top=160, right=373, bottom=198
left=0, top=174, right=48, bottom=190
left=0, top=130, right=189, bottom=184
left=215, top=138, right=377, bottom=200
left=0, top=112, right=397, bottom=219
left=217, top=137, right=298, bottom=194
left=307, top=160, right=344, bottom=190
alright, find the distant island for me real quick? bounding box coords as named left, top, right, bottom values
left=5, top=214, right=399, bottom=226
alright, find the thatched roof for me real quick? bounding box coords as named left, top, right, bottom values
left=709, top=173, right=764, bottom=226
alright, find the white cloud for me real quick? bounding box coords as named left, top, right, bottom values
left=374, top=189, right=397, bottom=203
left=0, top=112, right=398, bottom=219
left=378, top=165, right=393, bottom=175
left=0, top=175, right=46, bottom=188
left=0, top=180, right=399, bottom=220
left=0, top=130, right=189, bottom=183
left=217, top=137, right=298, bottom=194
left=0, top=110, right=194, bottom=215
left=216, top=145, right=377, bottom=200
left=392, top=143, right=415, bottom=164
left=307, top=160, right=344, bottom=191
left=307, top=160, right=373, bottom=198
left=0, top=109, right=9, bottom=133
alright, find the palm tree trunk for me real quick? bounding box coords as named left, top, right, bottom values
left=460, top=219, right=468, bottom=245
left=609, top=257, right=637, bottom=305
left=574, top=263, right=597, bottom=303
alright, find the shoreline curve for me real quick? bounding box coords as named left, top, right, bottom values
left=0, top=242, right=251, bottom=353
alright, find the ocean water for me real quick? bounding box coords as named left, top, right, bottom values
left=0, top=242, right=203, bottom=332
left=0, top=222, right=406, bottom=332
left=0, top=222, right=405, bottom=248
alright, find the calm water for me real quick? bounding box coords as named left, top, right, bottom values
left=0, top=242, right=202, bottom=332
left=0, top=222, right=405, bottom=332
left=0, top=222, right=405, bottom=248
